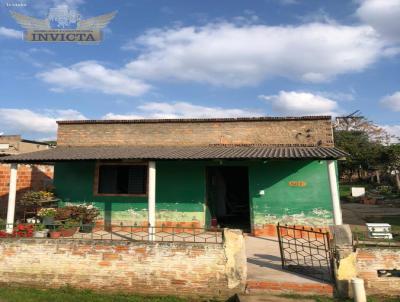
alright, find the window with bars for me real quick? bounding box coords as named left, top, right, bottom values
left=97, top=164, right=147, bottom=195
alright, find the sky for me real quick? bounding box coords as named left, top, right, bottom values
left=0, top=0, right=399, bottom=141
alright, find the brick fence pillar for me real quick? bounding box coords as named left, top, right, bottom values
left=330, top=224, right=357, bottom=298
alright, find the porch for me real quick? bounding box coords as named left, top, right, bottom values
left=0, top=145, right=347, bottom=236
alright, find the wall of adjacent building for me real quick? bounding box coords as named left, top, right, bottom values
left=54, top=159, right=333, bottom=230
left=0, top=164, right=54, bottom=218
left=57, top=118, right=334, bottom=147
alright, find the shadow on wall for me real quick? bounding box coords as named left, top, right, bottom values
left=0, top=164, right=54, bottom=219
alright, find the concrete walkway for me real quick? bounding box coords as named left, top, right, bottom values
left=245, top=235, right=333, bottom=295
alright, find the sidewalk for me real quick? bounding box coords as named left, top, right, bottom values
left=245, top=235, right=333, bottom=295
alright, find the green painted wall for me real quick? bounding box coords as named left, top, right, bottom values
left=54, top=161, right=206, bottom=226
left=249, top=160, right=333, bottom=227
left=54, top=159, right=333, bottom=228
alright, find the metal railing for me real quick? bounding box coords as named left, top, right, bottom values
left=0, top=223, right=224, bottom=244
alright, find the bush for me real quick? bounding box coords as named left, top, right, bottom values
left=56, top=204, right=100, bottom=224
left=375, top=185, right=393, bottom=194
left=19, top=191, right=55, bottom=207
left=37, top=208, right=57, bottom=217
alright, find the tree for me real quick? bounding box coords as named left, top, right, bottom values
left=334, top=130, right=384, bottom=181
left=334, top=113, right=389, bottom=182
left=382, top=144, right=400, bottom=191
left=335, top=114, right=391, bottom=145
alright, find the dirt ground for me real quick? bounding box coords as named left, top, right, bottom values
left=342, top=202, right=400, bottom=229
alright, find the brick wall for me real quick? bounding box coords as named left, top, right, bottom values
left=356, top=247, right=400, bottom=296
left=0, top=164, right=54, bottom=218
left=57, top=119, right=334, bottom=147
left=0, top=229, right=246, bottom=298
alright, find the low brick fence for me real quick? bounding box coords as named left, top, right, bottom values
left=0, top=229, right=246, bottom=299
left=356, top=247, right=400, bottom=295
left=333, top=225, right=400, bottom=297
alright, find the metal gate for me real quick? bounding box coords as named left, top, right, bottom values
left=277, top=223, right=334, bottom=282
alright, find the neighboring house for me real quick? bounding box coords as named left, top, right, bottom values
left=0, top=135, right=53, bottom=218
left=1, top=116, right=347, bottom=234
left=0, top=135, right=51, bottom=156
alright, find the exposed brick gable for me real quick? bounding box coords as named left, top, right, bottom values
left=57, top=119, right=334, bottom=147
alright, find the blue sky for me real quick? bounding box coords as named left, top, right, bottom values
left=0, top=0, right=399, bottom=140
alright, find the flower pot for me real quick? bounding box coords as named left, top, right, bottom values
left=79, top=223, right=94, bottom=233
left=60, top=227, right=78, bottom=237
left=33, top=230, right=49, bottom=238
left=50, top=231, right=61, bottom=239
left=42, top=216, right=55, bottom=225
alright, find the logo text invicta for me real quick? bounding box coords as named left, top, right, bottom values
left=25, top=30, right=101, bottom=42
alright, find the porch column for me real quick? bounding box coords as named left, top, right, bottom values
left=327, top=160, right=343, bottom=225
left=148, top=161, right=156, bottom=240
left=6, top=163, right=18, bottom=233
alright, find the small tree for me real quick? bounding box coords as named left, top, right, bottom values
left=383, top=144, right=400, bottom=191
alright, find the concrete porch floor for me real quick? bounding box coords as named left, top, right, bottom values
left=245, top=235, right=333, bottom=295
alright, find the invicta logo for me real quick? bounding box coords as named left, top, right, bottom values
left=10, top=6, right=116, bottom=43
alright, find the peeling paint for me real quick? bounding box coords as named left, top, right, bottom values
left=253, top=208, right=333, bottom=227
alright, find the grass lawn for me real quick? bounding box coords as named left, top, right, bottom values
left=0, top=286, right=187, bottom=302
left=365, top=215, right=400, bottom=233
left=279, top=294, right=400, bottom=302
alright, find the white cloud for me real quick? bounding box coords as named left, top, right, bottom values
left=0, top=27, right=22, bottom=39
left=259, top=91, right=339, bottom=116
left=37, top=3, right=399, bottom=95
left=124, top=22, right=383, bottom=86
left=356, top=0, right=400, bottom=43
left=0, top=108, right=86, bottom=138
left=380, top=91, right=400, bottom=112
left=37, top=61, right=150, bottom=96
left=103, top=113, right=144, bottom=120
left=279, top=0, right=298, bottom=5
left=30, top=0, right=85, bottom=15
left=104, top=101, right=261, bottom=119
left=382, top=125, right=400, bottom=143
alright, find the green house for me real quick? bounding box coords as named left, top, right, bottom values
left=2, top=116, right=347, bottom=234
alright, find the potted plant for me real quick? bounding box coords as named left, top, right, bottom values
left=14, top=224, right=34, bottom=238
left=49, top=224, right=61, bottom=239
left=73, top=204, right=100, bottom=233
left=37, top=208, right=57, bottom=225
left=33, top=224, right=49, bottom=238
left=59, top=219, right=79, bottom=237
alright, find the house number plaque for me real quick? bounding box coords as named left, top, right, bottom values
left=288, top=181, right=307, bottom=187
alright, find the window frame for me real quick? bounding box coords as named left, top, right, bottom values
left=93, top=161, right=149, bottom=197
